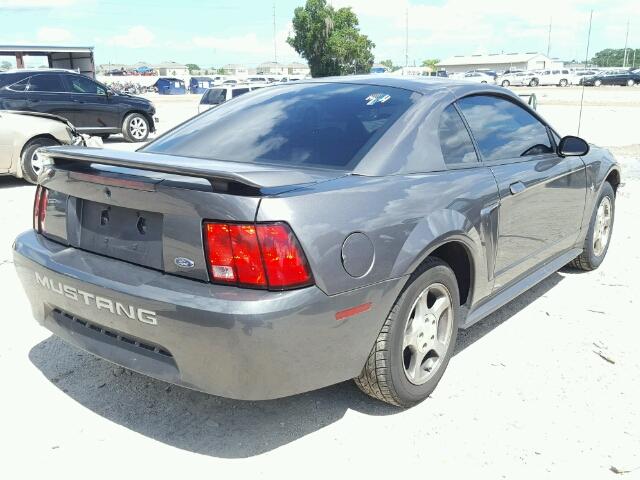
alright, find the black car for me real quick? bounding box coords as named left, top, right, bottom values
left=583, top=71, right=640, bottom=87
left=0, top=69, right=157, bottom=142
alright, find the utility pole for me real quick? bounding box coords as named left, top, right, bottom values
left=405, top=7, right=409, bottom=67
left=547, top=17, right=552, bottom=57
left=578, top=10, right=593, bottom=136
left=622, top=19, right=629, bottom=68
left=273, top=1, right=278, bottom=64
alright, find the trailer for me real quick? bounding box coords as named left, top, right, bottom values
left=0, top=45, right=95, bottom=78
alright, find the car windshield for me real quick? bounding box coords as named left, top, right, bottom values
left=202, top=88, right=226, bottom=105
left=144, top=82, right=418, bottom=170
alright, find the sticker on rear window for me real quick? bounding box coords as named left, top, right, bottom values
left=365, top=93, right=391, bottom=105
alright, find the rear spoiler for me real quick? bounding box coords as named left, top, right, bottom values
left=39, top=146, right=341, bottom=192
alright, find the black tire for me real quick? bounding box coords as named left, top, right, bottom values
left=20, top=137, right=58, bottom=184
left=122, top=112, right=150, bottom=142
left=529, top=78, right=539, bottom=87
left=355, top=258, right=460, bottom=407
left=559, top=79, right=568, bottom=87
left=569, top=182, right=615, bottom=271
left=501, top=80, right=510, bottom=87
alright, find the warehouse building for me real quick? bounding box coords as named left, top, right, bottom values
left=437, top=52, right=558, bottom=73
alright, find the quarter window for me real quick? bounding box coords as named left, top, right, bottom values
left=27, top=74, right=64, bottom=92
left=8, top=77, right=29, bottom=92
left=457, top=95, right=553, bottom=162
left=438, top=105, right=478, bottom=166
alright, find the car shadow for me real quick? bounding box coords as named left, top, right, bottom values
left=29, top=270, right=565, bottom=459
left=0, top=176, right=30, bottom=190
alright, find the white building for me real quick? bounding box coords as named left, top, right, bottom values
left=437, top=53, right=557, bottom=73
left=257, top=61, right=310, bottom=76
left=154, top=61, right=188, bottom=76
left=222, top=64, right=249, bottom=77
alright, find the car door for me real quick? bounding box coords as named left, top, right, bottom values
left=457, top=94, right=587, bottom=290
left=24, top=73, right=76, bottom=121
left=63, top=74, right=119, bottom=130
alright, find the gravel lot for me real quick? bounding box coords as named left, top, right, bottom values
left=1, top=86, right=639, bottom=479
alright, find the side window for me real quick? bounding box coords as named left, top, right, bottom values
left=231, top=88, right=249, bottom=98
left=438, top=105, right=478, bottom=166
left=457, top=95, right=553, bottom=162
left=28, top=74, right=64, bottom=92
left=68, top=75, right=105, bottom=94
left=29, top=73, right=66, bottom=93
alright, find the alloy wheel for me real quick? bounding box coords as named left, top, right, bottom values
left=593, top=196, right=612, bottom=257
left=129, top=117, right=148, bottom=140
left=31, top=149, right=50, bottom=176
left=402, top=283, right=454, bottom=385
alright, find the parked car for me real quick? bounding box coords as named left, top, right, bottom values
left=14, top=77, right=620, bottom=407
left=198, top=84, right=264, bottom=113
left=529, top=69, right=572, bottom=87
left=461, top=71, right=496, bottom=84
left=0, top=110, right=101, bottom=183
left=582, top=71, right=640, bottom=87
left=496, top=71, right=535, bottom=87
left=0, top=69, right=157, bottom=142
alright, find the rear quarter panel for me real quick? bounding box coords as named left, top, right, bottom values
left=257, top=168, right=500, bottom=303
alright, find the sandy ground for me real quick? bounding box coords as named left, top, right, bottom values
left=1, top=87, right=639, bottom=479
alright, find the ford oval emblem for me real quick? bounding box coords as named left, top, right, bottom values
left=174, top=257, right=195, bottom=269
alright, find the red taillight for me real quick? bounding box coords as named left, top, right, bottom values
left=203, top=221, right=312, bottom=290
left=256, top=224, right=312, bottom=289
left=33, top=186, right=48, bottom=233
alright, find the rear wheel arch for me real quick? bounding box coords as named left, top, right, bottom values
left=410, top=239, right=475, bottom=308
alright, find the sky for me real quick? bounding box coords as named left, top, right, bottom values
left=0, top=0, right=638, bottom=68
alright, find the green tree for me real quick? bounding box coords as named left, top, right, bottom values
left=591, top=48, right=640, bottom=68
left=421, top=58, right=440, bottom=70
left=380, top=59, right=394, bottom=71
left=287, top=0, right=375, bottom=77
left=186, top=63, right=200, bottom=73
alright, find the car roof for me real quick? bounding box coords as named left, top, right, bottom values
left=2, top=68, right=79, bottom=74
left=293, top=74, right=510, bottom=99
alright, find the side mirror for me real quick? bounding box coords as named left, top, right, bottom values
left=558, top=135, right=589, bottom=157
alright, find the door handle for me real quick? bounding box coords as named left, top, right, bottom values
left=509, top=181, right=526, bottom=195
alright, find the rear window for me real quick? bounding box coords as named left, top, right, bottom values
left=202, top=88, right=226, bottom=105
left=145, top=83, right=418, bottom=170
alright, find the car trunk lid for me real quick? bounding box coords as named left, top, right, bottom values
left=36, top=146, right=345, bottom=282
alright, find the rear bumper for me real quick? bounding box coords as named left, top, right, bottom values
left=13, top=230, right=404, bottom=400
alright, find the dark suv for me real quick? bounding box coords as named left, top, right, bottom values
left=0, top=69, right=157, bottom=142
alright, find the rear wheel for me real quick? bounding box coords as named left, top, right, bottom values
left=569, top=182, right=615, bottom=271
left=355, top=258, right=460, bottom=407
left=122, top=113, right=150, bottom=142
left=529, top=78, right=539, bottom=87
left=559, top=79, right=568, bottom=87
left=501, top=79, right=510, bottom=87
left=20, top=137, right=58, bottom=184
left=594, top=79, right=602, bottom=87
left=627, top=79, right=636, bottom=87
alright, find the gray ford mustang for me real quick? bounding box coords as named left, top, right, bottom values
left=13, top=76, right=620, bottom=407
